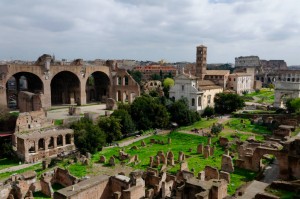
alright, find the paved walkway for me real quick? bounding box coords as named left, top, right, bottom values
left=261, top=159, right=279, bottom=183
left=236, top=180, right=269, bottom=199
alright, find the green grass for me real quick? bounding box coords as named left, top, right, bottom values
left=178, top=118, right=218, bottom=131
left=0, top=163, right=42, bottom=181
left=244, top=88, right=274, bottom=104
left=92, top=131, right=257, bottom=195
left=265, top=187, right=296, bottom=199
left=226, top=118, right=271, bottom=135
left=54, top=119, right=63, bottom=126
left=0, top=158, right=19, bottom=170
left=67, top=163, right=87, bottom=177
left=228, top=168, right=257, bottom=195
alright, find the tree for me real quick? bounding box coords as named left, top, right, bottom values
left=130, top=95, right=170, bottom=130
left=268, top=83, right=275, bottom=90
left=127, top=70, right=142, bottom=85
left=163, top=78, right=174, bottom=98
left=168, top=98, right=201, bottom=126
left=151, top=74, right=161, bottom=80
left=286, top=98, right=300, bottom=113
left=98, top=116, right=122, bottom=143
left=71, top=118, right=106, bottom=154
left=111, top=109, right=135, bottom=135
left=214, top=93, right=245, bottom=114
left=163, top=78, right=174, bottom=88
left=202, top=106, right=215, bottom=117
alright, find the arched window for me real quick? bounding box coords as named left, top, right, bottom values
left=57, top=135, right=63, bottom=146
left=198, top=97, right=202, bottom=106
left=38, top=139, right=45, bottom=151
left=207, top=95, right=211, bottom=104
left=48, top=137, right=54, bottom=149
left=117, top=77, right=122, bottom=85
left=192, top=98, right=195, bottom=106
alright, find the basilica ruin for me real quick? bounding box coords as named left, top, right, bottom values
left=0, top=55, right=140, bottom=110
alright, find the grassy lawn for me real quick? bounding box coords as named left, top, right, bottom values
left=225, top=118, right=271, bottom=135
left=244, top=88, right=274, bottom=104
left=0, top=163, right=43, bottom=181
left=0, top=158, right=19, bottom=170
left=178, top=118, right=218, bottom=131
left=92, top=131, right=257, bottom=195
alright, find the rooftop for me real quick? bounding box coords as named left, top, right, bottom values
left=55, top=175, right=110, bottom=197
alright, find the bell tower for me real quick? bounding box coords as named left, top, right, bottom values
left=196, top=45, right=207, bottom=80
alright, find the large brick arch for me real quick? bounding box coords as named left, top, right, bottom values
left=251, top=147, right=289, bottom=179
left=5, top=72, right=44, bottom=108
left=85, top=71, right=110, bottom=103
left=50, top=71, right=81, bottom=105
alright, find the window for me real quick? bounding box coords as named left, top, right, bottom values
left=117, top=76, right=122, bottom=85
left=207, top=95, right=211, bottom=104
left=182, top=85, right=184, bottom=91
left=198, top=97, right=201, bottom=106
left=124, top=76, right=129, bottom=85
left=192, top=98, right=195, bottom=106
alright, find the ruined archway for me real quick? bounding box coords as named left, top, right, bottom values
left=38, top=138, right=45, bottom=151
left=57, top=135, right=63, bottom=146
left=280, top=94, right=292, bottom=108
left=6, top=72, right=44, bottom=109
left=51, top=71, right=80, bottom=105
left=48, top=137, right=54, bottom=149
left=66, top=134, right=72, bottom=145
left=86, top=72, right=110, bottom=103
left=251, top=147, right=289, bottom=180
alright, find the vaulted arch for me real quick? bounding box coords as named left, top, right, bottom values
left=51, top=71, right=80, bottom=105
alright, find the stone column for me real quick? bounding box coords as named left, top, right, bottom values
left=62, top=135, right=66, bottom=146
left=79, top=78, right=86, bottom=105
left=43, top=79, right=51, bottom=109
left=53, top=136, right=57, bottom=148
left=44, top=138, right=49, bottom=151
left=0, top=86, right=7, bottom=107
left=34, top=140, right=39, bottom=152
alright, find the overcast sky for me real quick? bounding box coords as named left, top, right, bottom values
left=0, top=0, right=299, bottom=65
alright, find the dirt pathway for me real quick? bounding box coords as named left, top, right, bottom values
left=0, top=162, right=40, bottom=174
left=236, top=180, right=269, bottom=199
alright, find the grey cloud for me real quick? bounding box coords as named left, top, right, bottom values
left=0, top=0, right=300, bottom=65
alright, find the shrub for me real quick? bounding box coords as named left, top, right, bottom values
left=202, top=106, right=215, bottom=117
left=211, top=123, right=223, bottom=135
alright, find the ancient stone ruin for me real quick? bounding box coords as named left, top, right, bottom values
left=13, top=110, right=75, bottom=163
left=235, top=137, right=300, bottom=180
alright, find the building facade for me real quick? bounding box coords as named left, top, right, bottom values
left=227, top=73, right=252, bottom=94
left=169, top=73, right=223, bottom=112
left=133, top=65, right=177, bottom=80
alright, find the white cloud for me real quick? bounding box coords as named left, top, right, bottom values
left=0, top=0, right=299, bottom=64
